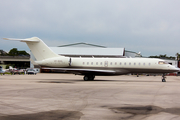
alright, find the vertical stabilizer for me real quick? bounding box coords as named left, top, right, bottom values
left=3, top=37, right=60, bottom=61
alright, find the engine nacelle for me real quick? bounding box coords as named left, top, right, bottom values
left=35, top=56, right=70, bottom=67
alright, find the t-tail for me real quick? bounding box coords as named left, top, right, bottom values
left=4, top=37, right=70, bottom=67
left=3, top=37, right=59, bottom=61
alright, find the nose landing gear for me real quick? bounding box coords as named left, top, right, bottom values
left=162, top=74, right=166, bottom=82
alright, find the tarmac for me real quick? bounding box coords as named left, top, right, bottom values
left=1, top=73, right=180, bottom=120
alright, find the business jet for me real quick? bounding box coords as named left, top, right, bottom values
left=3, top=37, right=179, bottom=82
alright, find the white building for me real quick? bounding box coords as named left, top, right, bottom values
left=50, top=42, right=140, bottom=58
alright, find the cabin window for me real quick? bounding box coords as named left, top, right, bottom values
left=83, top=62, right=85, bottom=65
left=124, top=62, right=126, bottom=65
left=96, top=62, right=98, bottom=65
left=87, top=62, right=89, bottom=65
left=115, top=62, right=117, bottom=65
left=139, top=63, right=141, bottom=65
left=91, top=62, right=93, bottom=65
left=110, top=62, right=112, bottom=65
left=129, top=63, right=131, bottom=65
left=120, top=62, right=122, bottom=65
left=149, top=63, right=151, bottom=65
left=134, top=63, right=136, bottom=65
left=100, top=62, right=103, bottom=65
left=143, top=63, right=145, bottom=65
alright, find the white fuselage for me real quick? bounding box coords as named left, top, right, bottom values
left=36, top=56, right=179, bottom=75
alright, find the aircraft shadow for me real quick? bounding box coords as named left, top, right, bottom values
left=37, top=79, right=161, bottom=83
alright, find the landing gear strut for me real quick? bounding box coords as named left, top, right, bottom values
left=83, top=75, right=95, bottom=81
left=162, top=73, right=166, bottom=82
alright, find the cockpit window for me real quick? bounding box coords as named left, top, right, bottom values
left=158, top=61, right=168, bottom=64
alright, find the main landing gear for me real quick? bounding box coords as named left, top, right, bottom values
left=83, top=75, right=95, bottom=81
left=162, top=73, right=166, bottom=82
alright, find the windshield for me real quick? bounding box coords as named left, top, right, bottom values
left=158, top=61, right=168, bottom=64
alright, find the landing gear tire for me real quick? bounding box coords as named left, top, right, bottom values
left=162, top=79, right=166, bottom=82
left=84, top=76, right=89, bottom=81
left=83, top=75, right=95, bottom=81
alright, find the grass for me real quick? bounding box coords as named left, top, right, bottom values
left=1, top=72, right=25, bottom=75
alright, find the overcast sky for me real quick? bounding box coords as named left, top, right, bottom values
left=0, top=0, right=180, bottom=57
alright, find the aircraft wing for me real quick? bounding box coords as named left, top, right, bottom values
left=42, top=67, right=129, bottom=75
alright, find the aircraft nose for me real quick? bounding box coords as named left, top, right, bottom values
left=173, top=67, right=180, bottom=72
left=169, top=65, right=180, bottom=72
left=176, top=67, right=180, bottom=72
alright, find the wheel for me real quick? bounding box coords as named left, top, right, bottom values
left=89, top=75, right=95, bottom=80
left=84, top=76, right=89, bottom=81
left=162, top=79, right=166, bottom=82
left=83, top=75, right=95, bottom=81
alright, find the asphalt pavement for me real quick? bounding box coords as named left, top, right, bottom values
left=0, top=73, right=180, bottom=120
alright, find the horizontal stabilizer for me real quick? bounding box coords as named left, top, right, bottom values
left=3, top=37, right=40, bottom=42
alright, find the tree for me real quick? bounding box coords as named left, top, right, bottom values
left=0, top=50, right=8, bottom=56
left=176, top=53, right=180, bottom=60
left=18, top=51, right=30, bottom=56
left=8, top=48, right=19, bottom=56
left=8, top=48, right=30, bottom=56
left=149, top=54, right=175, bottom=60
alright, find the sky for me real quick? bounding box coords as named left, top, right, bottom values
left=0, top=0, right=180, bottom=57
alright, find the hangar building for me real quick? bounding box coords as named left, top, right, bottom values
left=52, top=42, right=140, bottom=58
